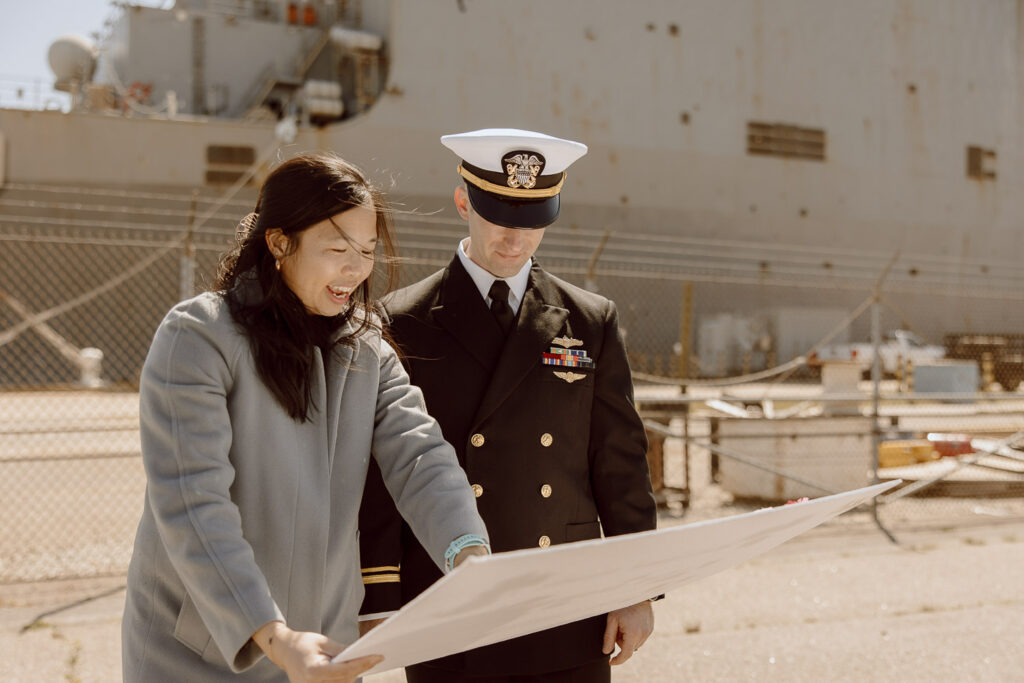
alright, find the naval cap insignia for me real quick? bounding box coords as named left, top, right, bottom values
left=504, top=150, right=545, bottom=189
left=551, top=336, right=583, bottom=349
left=553, top=371, right=587, bottom=384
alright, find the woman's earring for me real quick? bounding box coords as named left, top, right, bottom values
left=275, top=259, right=281, bottom=271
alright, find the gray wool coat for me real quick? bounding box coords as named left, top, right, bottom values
left=122, top=290, right=488, bottom=682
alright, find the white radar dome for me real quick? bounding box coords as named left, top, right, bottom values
left=48, top=35, right=97, bottom=83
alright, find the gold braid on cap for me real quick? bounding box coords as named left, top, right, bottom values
left=457, top=165, right=565, bottom=199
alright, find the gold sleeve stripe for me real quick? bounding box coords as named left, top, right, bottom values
left=457, top=165, right=566, bottom=199
left=361, top=566, right=400, bottom=574
left=362, top=575, right=401, bottom=585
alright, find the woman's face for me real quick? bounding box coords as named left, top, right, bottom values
left=268, top=204, right=378, bottom=316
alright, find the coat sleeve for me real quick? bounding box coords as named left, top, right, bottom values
left=588, top=301, right=658, bottom=537
left=366, top=338, right=488, bottom=588
left=138, top=305, right=283, bottom=672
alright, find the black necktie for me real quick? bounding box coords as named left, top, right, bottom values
left=488, top=280, right=514, bottom=335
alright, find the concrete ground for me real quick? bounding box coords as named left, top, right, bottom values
left=2, top=503, right=1022, bottom=682
left=4, top=389, right=1022, bottom=680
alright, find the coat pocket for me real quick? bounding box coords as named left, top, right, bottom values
left=173, top=592, right=213, bottom=658
left=564, top=520, right=601, bottom=544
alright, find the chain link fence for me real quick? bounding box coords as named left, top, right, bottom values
left=2, top=181, right=1024, bottom=582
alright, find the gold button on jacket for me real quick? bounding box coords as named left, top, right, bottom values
left=540, top=484, right=552, bottom=498
left=540, top=433, right=553, bottom=447
left=470, top=433, right=485, bottom=447
left=538, top=535, right=551, bottom=548
left=472, top=484, right=483, bottom=498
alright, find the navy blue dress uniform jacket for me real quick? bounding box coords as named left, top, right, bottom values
left=358, top=256, right=657, bottom=675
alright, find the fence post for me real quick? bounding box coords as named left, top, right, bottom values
left=180, top=189, right=199, bottom=301
left=709, top=416, right=720, bottom=483
left=981, top=352, right=995, bottom=390
left=679, top=281, right=692, bottom=480
left=682, top=401, right=691, bottom=502
left=870, top=296, right=882, bottom=484
left=583, top=229, right=611, bottom=293
left=679, top=281, right=692, bottom=382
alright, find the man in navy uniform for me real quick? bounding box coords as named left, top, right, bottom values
left=358, top=128, right=657, bottom=682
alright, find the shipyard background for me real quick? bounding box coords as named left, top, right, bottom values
left=2, top=0, right=1024, bottom=681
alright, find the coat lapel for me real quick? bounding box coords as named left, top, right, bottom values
left=473, top=266, right=568, bottom=427
left=434, top=257, right=506, bottom=371
left=324, top=338, right=353, bottom=472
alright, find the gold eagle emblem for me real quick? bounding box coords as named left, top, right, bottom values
left=553, top=371, right=587, bottom=384
left=551, top=336, right=583, bottom=349
left=504, top=153, right=543, bottom=189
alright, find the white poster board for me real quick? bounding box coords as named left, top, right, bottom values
left=338, top=481, right=898, bottom=674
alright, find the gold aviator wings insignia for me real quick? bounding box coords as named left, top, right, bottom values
left=551, top=336, right=583, bottom=349
left=553, top=371, right=586, bottom=384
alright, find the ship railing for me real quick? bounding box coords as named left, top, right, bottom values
left=237, top=28, right=331, bottom=120
left=0, top=181, right=252, bottom=207
left=0, top=182, right=253, bottom=246
left=296, top=28, right=333, bottom=80
left=195, top=0, right=259, bottom=18
left=0, top=75, right=68, bottom=112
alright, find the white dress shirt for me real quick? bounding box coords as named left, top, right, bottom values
left=456, top=237, right=531, bottom=315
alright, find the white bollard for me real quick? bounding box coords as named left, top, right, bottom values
left=78, top=347, right=104, bottom=388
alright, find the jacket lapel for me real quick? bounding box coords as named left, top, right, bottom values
left=472, top=267, right=568, bottom=427
left=434, top=257, right=506, bottom=371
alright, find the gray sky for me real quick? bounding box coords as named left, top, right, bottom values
left=0, top=1, right=164, bottom=109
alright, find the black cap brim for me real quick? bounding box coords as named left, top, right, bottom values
left=465, top=183, right=559, bottom=229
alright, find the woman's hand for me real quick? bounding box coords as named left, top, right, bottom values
left=453, top=544, right=489, bottom=568
left=253, top=621, right=382, bottom=682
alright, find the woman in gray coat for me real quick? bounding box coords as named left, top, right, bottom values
left=122, top=153, right=490, bottom=682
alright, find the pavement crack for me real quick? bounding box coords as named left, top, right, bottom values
left=18, top=583, right=125, bottom=633
left=18, top=619, right=84, bottom=683
left=65, top=636, right=83, bottom=683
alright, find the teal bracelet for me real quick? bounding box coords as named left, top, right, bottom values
left=444, top=534, right=490, bottom=572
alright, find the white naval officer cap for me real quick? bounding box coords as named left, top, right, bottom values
left=441, top=128, right=588, bottom=229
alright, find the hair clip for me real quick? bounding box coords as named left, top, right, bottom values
left=235, top=212, right=259, bottom=244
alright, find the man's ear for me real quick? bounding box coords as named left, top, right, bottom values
left=454, top=185, right=471, bottom=219
left=264, top=228, right=289, bottom=259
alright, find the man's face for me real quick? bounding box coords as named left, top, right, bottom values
left=455, top=185, right=546, bottom=278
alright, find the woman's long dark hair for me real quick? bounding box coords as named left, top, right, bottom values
left=215, top=153, right=398, bottom=421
